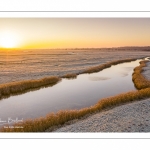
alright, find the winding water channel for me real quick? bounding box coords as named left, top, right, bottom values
left=0, top=58, right=146, bottom=124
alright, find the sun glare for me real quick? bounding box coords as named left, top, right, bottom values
left=0, top=32, right=19, bottom=48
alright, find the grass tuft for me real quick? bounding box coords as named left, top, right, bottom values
left=62, top=73, right=77, bottom=79
left=132, top=60, right=150, bottom=90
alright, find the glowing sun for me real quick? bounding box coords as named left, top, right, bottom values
left=0, top=32, right=19, bottom=48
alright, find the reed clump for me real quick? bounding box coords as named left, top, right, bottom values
left=1, top=87, right=150, bottom=132
left=0, top=76, right=61, bottom=99
left=62, top=73, right=77, bottom=79
left=83, top=58, right=137, bottom=74
left=132, top=60, right=150, bottom=90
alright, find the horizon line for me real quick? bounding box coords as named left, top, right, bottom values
left=0, top=46, right=150, bottom=50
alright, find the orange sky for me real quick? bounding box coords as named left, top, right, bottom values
left=0, top=18, right=150, bottom=49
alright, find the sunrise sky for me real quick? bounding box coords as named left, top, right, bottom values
left=0, top=18, right=150, bottom=49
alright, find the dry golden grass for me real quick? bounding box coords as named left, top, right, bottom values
left=132, top=60, right=150, bottom=90
left=62, top=73, right=77, bottom=79
left=83, top=58, right=137, bottom=74
left=1, top=87, right=150, bottom=132
left=0, top=76, right=61, bottom=100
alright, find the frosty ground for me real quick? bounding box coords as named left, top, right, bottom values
left=0, top=48, right=150, bottom=84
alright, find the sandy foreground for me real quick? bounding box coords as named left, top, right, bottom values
left=53, top=98, right=150, bottom=132
left=51, top=62, right=150, bottom=132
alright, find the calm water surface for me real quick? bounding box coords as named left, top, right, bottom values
left=0, top=59, right=144, bottom=122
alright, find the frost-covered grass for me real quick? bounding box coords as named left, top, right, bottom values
left=0, top=49, right=149, bottom=84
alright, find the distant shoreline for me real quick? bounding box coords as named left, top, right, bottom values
left=0, top=46, right=150, bottom=51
